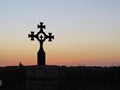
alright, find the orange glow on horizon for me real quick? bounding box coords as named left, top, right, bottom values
left=1, top=41, right=120, bottom=66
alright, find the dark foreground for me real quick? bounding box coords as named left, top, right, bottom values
left=0, top=65, right=120, bottom=90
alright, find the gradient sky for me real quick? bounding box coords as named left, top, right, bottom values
left=0, top=0, right=120, bottom=66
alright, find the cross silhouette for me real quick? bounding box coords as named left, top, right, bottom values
left=37, top=22, right=46, bottom=30
left=28, top=22, right=54, bottom=42
left=28, top=22, right=54, bottom=65
left=28, top=31, right=36, bottom=41
left=48, top=33, right=54, bottom=41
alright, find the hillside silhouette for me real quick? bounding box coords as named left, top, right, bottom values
left=0, top=65, right=120, bottom=90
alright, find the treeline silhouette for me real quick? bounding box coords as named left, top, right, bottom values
left=0, top=65, right=120, bottom=90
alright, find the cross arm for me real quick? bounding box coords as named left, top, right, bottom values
left=37, top=22, right=46, bottom=30
left=28, top=31, right=36, bottom=41
left=48, top=33, right=54, bottom=42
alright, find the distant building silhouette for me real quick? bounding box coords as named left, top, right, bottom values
left=28, top=22, right=54, bottom=65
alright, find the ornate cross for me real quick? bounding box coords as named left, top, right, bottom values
left=28, top=22, right=54, bottom=65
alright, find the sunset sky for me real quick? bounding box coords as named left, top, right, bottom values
left=0, top=0, right=120, bottom=66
